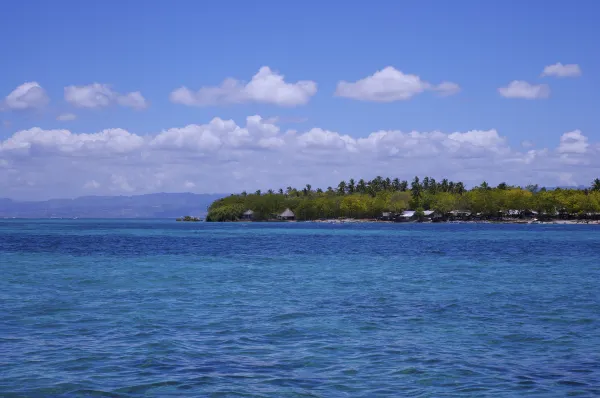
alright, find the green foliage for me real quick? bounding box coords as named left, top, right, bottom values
left=205, top=176, right=600, bottom=221
left=176, top=215, right=201, bottom=222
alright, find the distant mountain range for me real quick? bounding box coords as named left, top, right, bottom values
left=0, top=193, right=227, bottom=218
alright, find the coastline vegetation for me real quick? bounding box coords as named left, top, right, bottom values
left=206, top=176, right=600, bottom=222
left=176, top=215, right=201, bottom=222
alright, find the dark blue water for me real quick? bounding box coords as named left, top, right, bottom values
left=1, top=220, right=599, bottom=397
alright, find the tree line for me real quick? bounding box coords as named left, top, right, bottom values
left=206, top=176, right=600, bottom=222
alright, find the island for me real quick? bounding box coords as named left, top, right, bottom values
left=176, top=215, right=202, bottom=222
left=206, top=176, right=600, bottom=223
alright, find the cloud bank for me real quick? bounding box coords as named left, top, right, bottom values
left=1, top=116, right=597, bottom=200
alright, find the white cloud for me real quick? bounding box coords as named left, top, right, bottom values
left=117, top=91, right=148, bottom=110
left=334, top=67, right=460, bottom=102
left=83, top=180, right=100, bottom=189
left=57, top=113, right=76, bottom=121
left=110, top=174, right=134, bottom=192
left=432, top=82, right=461, bottom=97
left=498, top=81, right=550, bottom=99
left=170, top=67, right=317, bottom=107
left=0, top=116, right=597, bottom=199
left=0, top=127, right=144, bottom=155
left=4, top=82, right=49, bottom=110
left=521, top=140, right=534, bottom=148
left=541, top=63, right=581, bottom=78
left=558, top=130, right=588, bottom=154
left=64, top=84, right=147, bottom=109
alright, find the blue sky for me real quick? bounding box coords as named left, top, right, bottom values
left=1, top=0, right=599, bottom=199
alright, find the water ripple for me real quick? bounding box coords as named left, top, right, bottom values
left=1, top=220, right=599, bottom=396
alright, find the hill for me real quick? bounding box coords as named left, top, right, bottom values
left=0, top=193, right=226, bottom=218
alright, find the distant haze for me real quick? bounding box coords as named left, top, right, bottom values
left=0, top=193, right=227, bottom=218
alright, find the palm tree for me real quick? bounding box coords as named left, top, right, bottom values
left=399, top=180, right=408, bottom=192
left=411, top=176, right=421, bottom=198
left=441, top=179, right=449, bottom=192
left=357, top=179, right=367, bottom=193
left=278, top=188, right=284, bottom=195
left=392, top=178, right=401, bottom=191
left=384, top=177, right=392, bottom=191
left=337, top=181, right=347, bottom=195
left=372, top=176, right=384, bottom=192
left=592, top=178, right=600, bottom=191
left=479, top=181, right=490, bottom=190
left=255, top=190, right=262, bottom=196
left=348, top=178, right=356, bottom=194
left=267, top=189, right=274, bottom=195
left=428, top=178, right=437, bottom=194
left=455, top=182, right=465, bottom=195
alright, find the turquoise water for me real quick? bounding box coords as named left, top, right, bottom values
left=1, top=220, right=599, bottom=397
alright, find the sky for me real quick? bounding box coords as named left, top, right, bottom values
left=1, top=0, right=599, bottom=200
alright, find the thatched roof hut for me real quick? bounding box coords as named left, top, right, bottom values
left=279, top=208, right=295, bottom=220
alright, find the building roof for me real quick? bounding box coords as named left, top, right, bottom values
left=450, top=210, right=471, bottom=215
left=280, top=208, right=295, bottom=217
left=243, top=209, right=254, bottom=215
left=401, top=210, right=434, bottom=217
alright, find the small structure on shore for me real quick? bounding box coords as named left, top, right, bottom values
left=397, top=210, right=435, bottom=222
left=278, top=208, right=295, bottom=221
left=242, top=209, right=254, bottom=220
left=380, top=212, right=394, bottom=221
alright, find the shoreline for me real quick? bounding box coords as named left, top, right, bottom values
left=226, top=218, right=600, bottom=225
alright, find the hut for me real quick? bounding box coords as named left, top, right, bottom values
left=278, top=208, right=295, bottom=221
left=242, top=209, right=254, bottom=220
left=380, top=211, right=394, bottom=221
left=398, top=210, right=434, bottom=221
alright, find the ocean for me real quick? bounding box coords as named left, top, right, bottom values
left=1, top=220, right=599, bottom=397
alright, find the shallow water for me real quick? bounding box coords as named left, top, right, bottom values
left=1, top=220, right=599, bottom=397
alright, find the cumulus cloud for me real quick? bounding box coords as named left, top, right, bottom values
left=117, top=92, right=148, bottom=110
left=4, top=82, right=49, bottom=110
left=0, top=116, right=598, bottom=199
left=64, top=84, right=147, bottom=109
left=498, top=81, right=550, bottom=99
left=57, top=113, right=76, bottom=121
left=0, top=127, right=144, bottom=155
left=558, top=130, right=588, bottom=154
left=334, top=67, right=460, bottom=102
left=541, top=63, right=581, bottom=78
left=170, top=67, right=317, bottom=107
